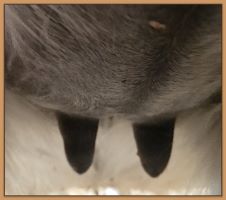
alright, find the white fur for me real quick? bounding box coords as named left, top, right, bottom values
left=5, top=91, right=221, bottom=195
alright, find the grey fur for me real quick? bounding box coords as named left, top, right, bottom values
left=5, top=5, right=221, bottom=122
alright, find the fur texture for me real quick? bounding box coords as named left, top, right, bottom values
left=4, top=5, right=222, bottom=195
left=5, top=91, right=221, bottom=195
left=5, top=5, right=221, bottom=120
